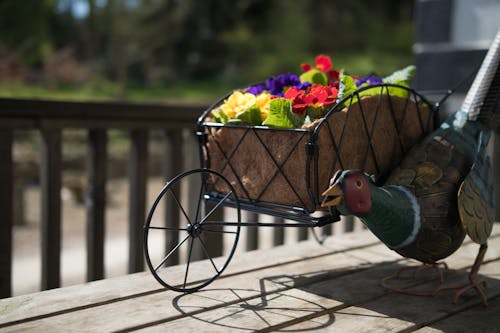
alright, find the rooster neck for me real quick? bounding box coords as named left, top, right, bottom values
left=359, top=185, right=420, bottom=249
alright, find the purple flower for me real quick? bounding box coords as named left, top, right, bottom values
left=296, top=81, right=312, bottom=90
left=247, top=84, right=266, bottom=95
left=356, top=75, right=383, bottom=87
left=266, top=73, right=302, bottom=96
left=247, top=73, right=311, bottom=97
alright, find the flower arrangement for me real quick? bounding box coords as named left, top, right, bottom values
left=211, top=55, right=415, bottom=128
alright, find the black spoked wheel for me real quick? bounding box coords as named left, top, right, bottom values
left=144, top=168, right=241, bottom=292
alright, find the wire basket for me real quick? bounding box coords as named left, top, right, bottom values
left=197, top=84, right=437, bottom=217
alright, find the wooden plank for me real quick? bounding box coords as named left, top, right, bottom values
left=129, top=130, right=149, bottom=273
left=40, top=129, right=62, bottom=290
left=2, top=226, right=499, bottom=330
left=414, top=296, right=500, bottom=332
left=0, top=130, right=13, bottom=298
left=287, top=260, right=500, bottom=332
left=37, top=119, right=198, bottom=130
left=0, top=229, right=382, bottom=326
left=280, top=250, right=500, bottom=333
left=0, top=243, right=398, bottom=332
left=121, top=239, right=500, bottom=332
left=86, top=129, right=108, bottom=281
left=164, top=130, right=183, bottom=266
left=0, top=99, right=203, bottom=131
left=150, top=242, right=500, bottom=333
left=0, top=98, right=204, bottom=123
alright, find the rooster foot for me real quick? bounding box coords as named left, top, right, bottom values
left=382, top=245, right=489, bottom=306
left=432, top=244, right=489, bottom=306
left=381, top=262, right=449, bottom=297
left=432, top=277, right=488, bottom=306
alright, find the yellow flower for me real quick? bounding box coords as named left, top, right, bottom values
left=255, top=92, right=272, bottom=120
left=220, top=91, right=256, bottom=119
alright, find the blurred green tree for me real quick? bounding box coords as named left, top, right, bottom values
left=0, top=0, right=415, bottom=99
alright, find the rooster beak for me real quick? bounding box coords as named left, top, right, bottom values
left=321, top=183, right=343, bottom=207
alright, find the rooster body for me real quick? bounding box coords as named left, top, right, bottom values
left=322, top=31, right=499, bottom=305
left=383, top=113, right=479, bottom=263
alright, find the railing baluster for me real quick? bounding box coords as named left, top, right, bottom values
left=344, top=215, right=355, bottom=233
left=297, top=221, right=308, bottom=241
left=0, top=130, right=13, bottom=298
left=41, top=129, right=62, bottom=290
left=203, top=202, right=223, bottom=258
left=273, top=217, right=284, bottom=246
left=86, top=130, right=108, bottom=281
left=495, top=134, right=500, bottom=221
left=164, top=130, right=183, bottom=265
left=129, top=130, right=148, bottom=273
left=245, top=212, right=259, bottom=251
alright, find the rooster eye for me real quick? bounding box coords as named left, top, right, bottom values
left=355, top=180, right=363, bottom=189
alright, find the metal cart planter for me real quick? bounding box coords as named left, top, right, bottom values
left=144, top=83, right=438, bottom=292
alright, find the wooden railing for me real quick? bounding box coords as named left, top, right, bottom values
left=0, top=97, right=207, bottom=298
left=1, top=97, right=350, bottom=299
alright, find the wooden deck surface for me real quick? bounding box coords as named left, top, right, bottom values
left=1, top=224, right=500, bottom=332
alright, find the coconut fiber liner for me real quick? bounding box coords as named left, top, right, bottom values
left=203, top=94, right=434, bottom=211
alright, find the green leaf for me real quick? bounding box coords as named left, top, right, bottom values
left=337, top=73, right=359, bottom=108
left=262, top=98, right=304, bottom=128
left=386, top=85, right=410, bottom=98
left=307, top=106, right=325, bottom=120
left=300, top=69, right=328, bottom=85
left=382, top=65, right=416, bottom=99
left=358, top=85, right=384, bottom=99
left=211, top=109, right=228, bottom=124
left=337, top=73, right=357, bottom=100
left=236, top=104, right=262, bottom=126
left=383, top=65, right=415, bottom=86
left=227, top=118, right=243, bottom=125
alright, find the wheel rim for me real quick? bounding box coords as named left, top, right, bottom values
left=144, top=169, right=241, bottom=292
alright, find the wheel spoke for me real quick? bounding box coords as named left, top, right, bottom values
left=154, top=234, right=190, bottom=272
left=195, top=178, right=205, bottom=223
left=148, top=226, right=187, bottom=231
left=199, top=191, right=233, bottom=225
left=203, top=221, right=241, bottom=225
left=202, top=228, right=238, bottom=235
left=168, top=187, right=193, bottom=225
left=198, top=236, right=220, bottom=274
left=183, top=238, right=195, bottom=289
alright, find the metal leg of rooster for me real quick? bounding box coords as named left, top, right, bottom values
left=381, top=262, right=449, bottom=296
left=433, top=243, right=488, bottom=306
left=381, top=244, right=488, bottom=306
left=387, top=262, right=449, bottom=283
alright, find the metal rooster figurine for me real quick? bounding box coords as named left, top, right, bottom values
left=322, top=31, right=500, bottom=306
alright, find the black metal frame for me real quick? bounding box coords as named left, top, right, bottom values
left=197, top=83, right=438, bottom=228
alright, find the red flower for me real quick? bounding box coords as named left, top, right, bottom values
left=284, top=87, right=308, bottom=114
left=300, top=54, right=340, bottom=86
left=285, top=84, right=338, bottom=114
left=315, top=55, right=332, bottom=72
left=300, top=63, right=312, bottom=72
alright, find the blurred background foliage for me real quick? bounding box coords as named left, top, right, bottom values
left=0, top=0, right=414, bottom=102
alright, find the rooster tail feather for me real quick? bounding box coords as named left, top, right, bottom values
left=461, top=30, right=500, bottom=130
